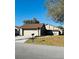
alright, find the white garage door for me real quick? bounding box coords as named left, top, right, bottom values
left=24, top=30, right=40, bottom=37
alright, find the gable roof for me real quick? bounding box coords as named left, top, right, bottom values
left=20, top=24, right=44, bottom=29
left=15, top=26, right=20, bottom=29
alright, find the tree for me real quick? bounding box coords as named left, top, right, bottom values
left=32, top=18, right=40, bottom=24
left=23, top=18, right=40, bottom=25
left=45, top=0, right=64, bottom=23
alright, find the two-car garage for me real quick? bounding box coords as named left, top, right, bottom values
left=20, top=24, right=44, bottom=37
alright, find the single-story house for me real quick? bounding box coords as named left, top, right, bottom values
left=20, top=24, right=46, bottom=36
left=45, top=24, right=63, bottom=35
left=15, top=26, right=20, bottom=36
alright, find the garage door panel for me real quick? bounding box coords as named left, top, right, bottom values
left=24, top=30, right=38, bottom=36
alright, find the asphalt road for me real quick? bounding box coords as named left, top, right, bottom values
left=15, top=41, right=64, bottom=59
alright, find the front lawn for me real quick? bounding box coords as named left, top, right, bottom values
left=25, top=35, right=64, bottom=47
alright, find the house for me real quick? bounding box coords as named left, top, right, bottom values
left=20, top=24, right=46, bottom=37
left=15, top=24, right=63, bottom=36
left=15, top=26, right=20, bottom=36
left=45, top=24, right=63, bottom=35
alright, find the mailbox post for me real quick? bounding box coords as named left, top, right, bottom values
left=31, top=33, right=34, bottom=42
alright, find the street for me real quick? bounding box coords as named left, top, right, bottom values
left=15, top=40, right=64, bottom=59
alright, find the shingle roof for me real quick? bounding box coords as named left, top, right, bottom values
left=20, top=24, right=43, bottom=29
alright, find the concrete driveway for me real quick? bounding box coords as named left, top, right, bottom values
left=15, top=42, right=64, bottom=59
left=15, top=36, right=31, bottom=43
left=15, top=36, right=32, bottom=40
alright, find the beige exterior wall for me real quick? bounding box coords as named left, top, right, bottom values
left=23, top=29, right=41, bottom=36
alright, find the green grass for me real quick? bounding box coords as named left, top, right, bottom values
left=25, top=35, right=64, bottom=47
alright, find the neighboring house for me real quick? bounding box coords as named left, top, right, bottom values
left=15, top=26, right=20, bottom=36
left=45, top=24, right=63, bottom=35
left=20, top=24, right=46, bottom=37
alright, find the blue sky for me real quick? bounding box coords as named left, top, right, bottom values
left=15, top=0, right=62, bottom=26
